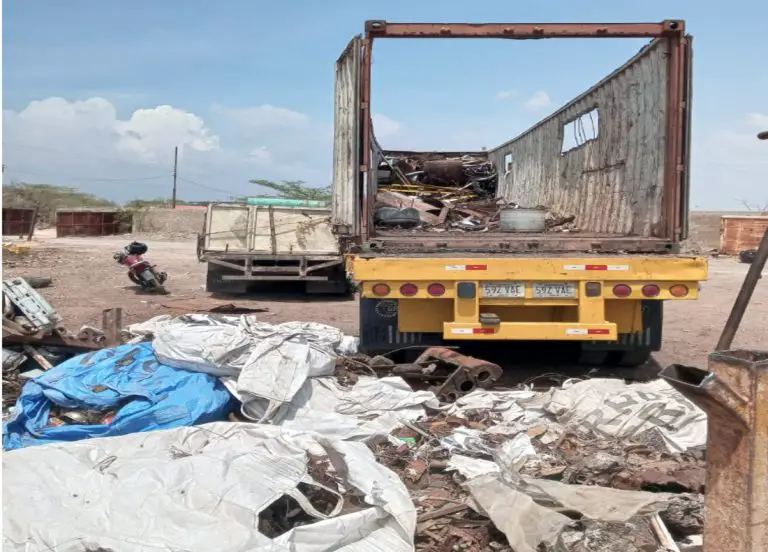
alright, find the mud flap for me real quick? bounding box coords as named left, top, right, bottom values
left=580, top=300, right=663, bottom=366
left=359, top=298, right=442, bottom=355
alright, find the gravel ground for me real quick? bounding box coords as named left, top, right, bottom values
left=3, top=231, right=766, bottom=370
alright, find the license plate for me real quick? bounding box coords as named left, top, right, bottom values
left=533, top=282, right=577, bottom=298
left=482, top=282, right=525, bottom=298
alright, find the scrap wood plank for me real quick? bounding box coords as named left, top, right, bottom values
left=22, top=344, right=53, bottom=370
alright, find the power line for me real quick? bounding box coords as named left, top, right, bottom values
left=6, top=168, right=170, bottom=182
left=177, top=176, right=238, bottom=196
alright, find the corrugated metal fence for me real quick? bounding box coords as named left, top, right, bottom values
left=2, top=208, right=37, bottom=237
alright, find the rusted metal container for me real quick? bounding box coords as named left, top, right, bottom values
left=661, top=350, right=768, bottom=552
left=55, top=209, right=128, bottom=237
left=720, top=215, right=768, bottom=255
left=2, top=207, right=37, bottom=237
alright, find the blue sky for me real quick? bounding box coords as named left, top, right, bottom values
left=3, top=0, right=767, bottom=209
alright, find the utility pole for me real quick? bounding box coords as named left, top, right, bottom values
left=171, top=146, right=178, bottom=209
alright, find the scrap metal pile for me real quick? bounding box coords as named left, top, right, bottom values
left=375, top=152, right=577, bottom=233
left=3, top=295, right=707, bottom=551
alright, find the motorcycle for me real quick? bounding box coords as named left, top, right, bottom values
left=114, top=241, right=168, bottom=292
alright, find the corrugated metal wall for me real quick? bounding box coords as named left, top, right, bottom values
left=719, top=216, right=768, bottom=255
left=2, top=208, right=36, bottom=236
left=331, top=36, right=361, bottom=237
left=56, top=210, right=123, bottom=237
left=488, top=39, right=669, bottom=237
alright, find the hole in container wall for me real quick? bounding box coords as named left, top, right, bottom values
left=503, top=153, right=513, bottom=173
left=561, top=107, right=600, bottom=154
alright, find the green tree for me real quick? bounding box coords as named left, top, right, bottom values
left=249, top=179, right=331, bottom=202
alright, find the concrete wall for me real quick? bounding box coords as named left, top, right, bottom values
left=132, top=208, right=205, bottom=235
left=488, top=38, right=669, bottom=237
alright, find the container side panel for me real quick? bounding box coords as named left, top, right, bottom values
left=204, top=204, right=250, bottom=251
left=271, top=208, right=338, bottom=255
left=332, top=35, right=362, bottom=237
left=489, top=38, right=669, bottom=238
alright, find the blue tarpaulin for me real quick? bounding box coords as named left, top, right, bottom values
left=3, top=342, right=235, bottom=450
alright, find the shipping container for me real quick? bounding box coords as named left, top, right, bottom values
left=2, top=208, right=37, bottom=237
left=335, top=20, right=708, bottom=366
left=720, top=216, right=768, bottom=255
left=332, top=21, right=693, bottom=253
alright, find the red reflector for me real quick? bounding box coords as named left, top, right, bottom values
left=669, top=284, right=690, bottom=297
left=473, top=328, right=495, bottom=334
left=642, top=284, right=660, bottom=297
left=586, top=264, right=608, bottom=270
left=400, top=283, right=418, bottom=296
left=372, top=283, right=390, bottom=297
left=587, top=329, right=610, bottom=335
left=613, top=284, right=632, bottom=298
left=466, top=265, right=488, bottom=271
left=427, top=283, right=446, bottom=296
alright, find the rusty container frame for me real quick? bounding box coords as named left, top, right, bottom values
left=356, top=20, right=691, bottom=249
left=55, top=209, right=126, bottom=237
left=2, top=207, right=37, bottom=237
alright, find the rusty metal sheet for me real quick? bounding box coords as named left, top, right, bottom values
left=55, top=210, right=121, bottom=237
left=719, top=216, right=768, bottom=255
left=2, top=208, right=36, bottom=236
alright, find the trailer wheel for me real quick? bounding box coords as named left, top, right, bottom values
left=608, top=348, right=652, bottom=367
left=206, top=264, right=248, bottom=295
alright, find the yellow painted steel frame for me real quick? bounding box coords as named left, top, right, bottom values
left=351, top=256, right=708, bottom=341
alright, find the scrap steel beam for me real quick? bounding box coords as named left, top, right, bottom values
left=662, top=351, right=768, bottom=552
left=365, top=20, right=684, bottom=39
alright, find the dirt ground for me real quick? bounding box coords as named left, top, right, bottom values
left=3, top=230, right=766, bottom=370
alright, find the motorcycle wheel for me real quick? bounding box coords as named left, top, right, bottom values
left=128, top=272, right=143, bottom=286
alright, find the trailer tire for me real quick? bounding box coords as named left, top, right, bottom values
left=206, top=264, right=248, bottom=295
left=359, top=298, right=442, bottom=356
left=608, top=348, right=652, bottom=368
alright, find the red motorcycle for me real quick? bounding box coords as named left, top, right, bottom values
left=114, top=242, right=167, bottom=292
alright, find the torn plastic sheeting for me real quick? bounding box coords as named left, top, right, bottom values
left=2, top=348, right=26, bottom=371
left=543, top=378, right=707, bottom=452
left=446, top=388, right=541, bottom=423
left=2, top=342, right=234, bottom=450
left=464, top=473, right=570, bottom=552
left=150, top=315, right=359, bottom=422
left=2, top=422, right=417, bottom=552
left=461, top=469, right=672, bottom=552
left=264, top=376, right=439, bottom=444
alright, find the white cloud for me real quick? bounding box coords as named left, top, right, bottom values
left=213, top=104, right=310, bottom=128
left=494, top=90, right=517, bottom=101
left=691, top=113, right=768, bottom=209
left=746, top=112, right=768, bottom=130
left=116, top=105, right=220, bottom=162
left=523, top=91, right=553, bottom=112
left=2, top=97, right=329, bottom=202
left=372, top=114, right=402, bottom=140
left=248, top=146, right=272, bottom=164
